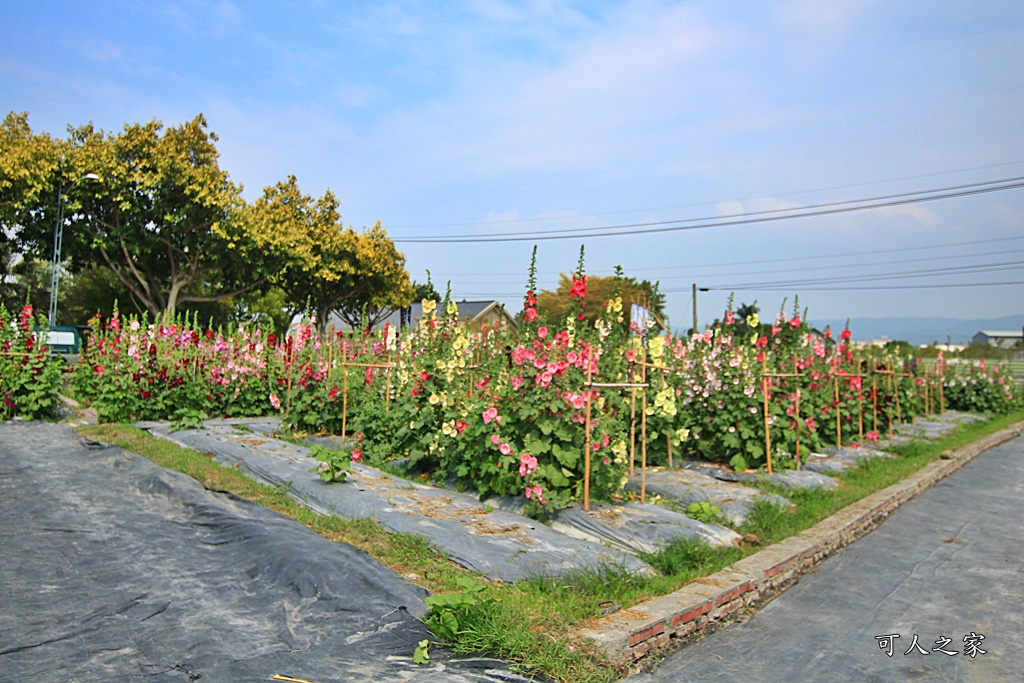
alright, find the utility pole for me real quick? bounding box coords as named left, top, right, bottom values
left=692, top=283, right=698, bottom=332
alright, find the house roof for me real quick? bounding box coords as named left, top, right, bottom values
left=976, top=330, right=1023, bottom=338
left=453, top=300, right=516, bottom=328
left=327, top=300, right=515, bottom=331
left=454, top=299, right=501, bottom=319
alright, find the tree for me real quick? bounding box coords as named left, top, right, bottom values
left=412, top=275, right=440, bottom=303
left=1, top=257, right=49, bottom=319
left=537, top=273, right=666, bottom=329
left=57, top=263, right=143, bottom=323
left=1, top=112, right=60, bottom=311
left=5, top=113, right=264, bottom=320
left=241, top=176, right=413, bottom=330
left=331, top=224, right=415, bottom=329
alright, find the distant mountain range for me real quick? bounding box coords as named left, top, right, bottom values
left=811, top=314, right=1024, bottom=347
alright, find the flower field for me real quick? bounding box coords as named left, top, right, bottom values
left=1, top=304, right=63, bottom=421
left=53, top=270, right=1021, bottom=516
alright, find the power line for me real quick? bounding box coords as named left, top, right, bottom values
left=391, top=159, right=1024, bottom=230
left=422, top=235, right=1024, bottom=278
left=699, top=280, right=1024, bottom=292
left=709, top=260, right=1024, bottom=290
left=393, top=176, right=1024, bottom=243
left=448, top=249, right=1024, bottom=288
left=620, top=236, right=1024, bottom=273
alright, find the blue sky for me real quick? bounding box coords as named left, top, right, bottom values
left=3, top=1, right=1023, bottom=338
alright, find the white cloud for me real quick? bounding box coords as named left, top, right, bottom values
left=874, top=203, right=942, bottom=228
left=364, top=1, right=732, bottom=184
left=159, top=0, right=243, bottom=36
left=779, top=0, right=879, bottom=34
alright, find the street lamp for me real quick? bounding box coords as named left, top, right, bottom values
left=48, top=172, right=100, bottom=327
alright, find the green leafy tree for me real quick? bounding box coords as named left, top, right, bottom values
left=412, top=274, right=440, bottom=303
left=2, top=257, right=49, bottom=318
left=59, top=263, right=144, bottom=323
left=5, top=113, right=265, bottom=320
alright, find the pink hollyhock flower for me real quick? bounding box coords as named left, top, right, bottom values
left=524, top=307, right=538, bottom=323
left=538, top=326, right=548, bottom=339
left=866, top=431, right=879, bottom=441
left=269, top=393, right=281, bottom=409
left=499, top=443, right=513, bottom=455
left=491, top=434, right=501, bottom=445
left=569, top=275, right=587, bottom=299
left=519, top=453, right=538, bottom=476
left=524, top=484, right=546, bottom=504
left=482, top=407, right=499, bottom=424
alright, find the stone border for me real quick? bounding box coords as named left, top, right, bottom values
left=579, top=421, right=1024, bottom=666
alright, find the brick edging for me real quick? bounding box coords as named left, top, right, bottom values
left=578, top=421, right=1024, bottom=666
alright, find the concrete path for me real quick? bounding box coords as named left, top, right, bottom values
left=628, top=430, right=1024, bottom=682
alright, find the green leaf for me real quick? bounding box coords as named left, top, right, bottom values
left=545, top=463, right=569, bottom=488
left=551, top=443, right=579, bottom=469
left=413, top=639, right=431, bottom=665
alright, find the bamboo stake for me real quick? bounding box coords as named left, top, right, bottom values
left=629, top=386, right=637, bottom=477
left=887, top=372, right=894, bottom=440
left=337, top=361, right=396, bottom=369
left=794, top=354, right=802, bottom=469
left=833, top=371, right=842, bottom=449
left=640, top=353, right=648, bottom=504
left=927, top=372, right=933, bottom=414
left=872, top=373, right=879, bottom=432
left=762, top=354, right=773, bottom=475
left=341, top=362, right=349, bottom=438
left=583, top=358, right=594, bottom=512
left=892, top=365, right=903, bottom=424
left=761, top=363, right=802, bottom=470
left=938, top=359, right=945, bottom=414
left=384, top=351, right=392, bottom=413
left=661, top=370, right=672, bottom=468
left=794, top=387, right=802, bottom=470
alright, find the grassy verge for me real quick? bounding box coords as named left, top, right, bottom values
left=77, top=412, right=1023, bottom=682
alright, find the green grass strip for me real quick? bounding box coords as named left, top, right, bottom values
left=77, top=412, right=1023, bottom=682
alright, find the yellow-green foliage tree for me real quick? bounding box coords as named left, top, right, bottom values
left=4, top=112, right=412, bottom=329
left=332, top=223, right=415, bottom=329
left=4, top=113, right=259, bottom=320
left=537, top=273, right=666, bottom=329
left=242, top=176, right=413, bottom=330
left=1, top=112, right=60, bottom=311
